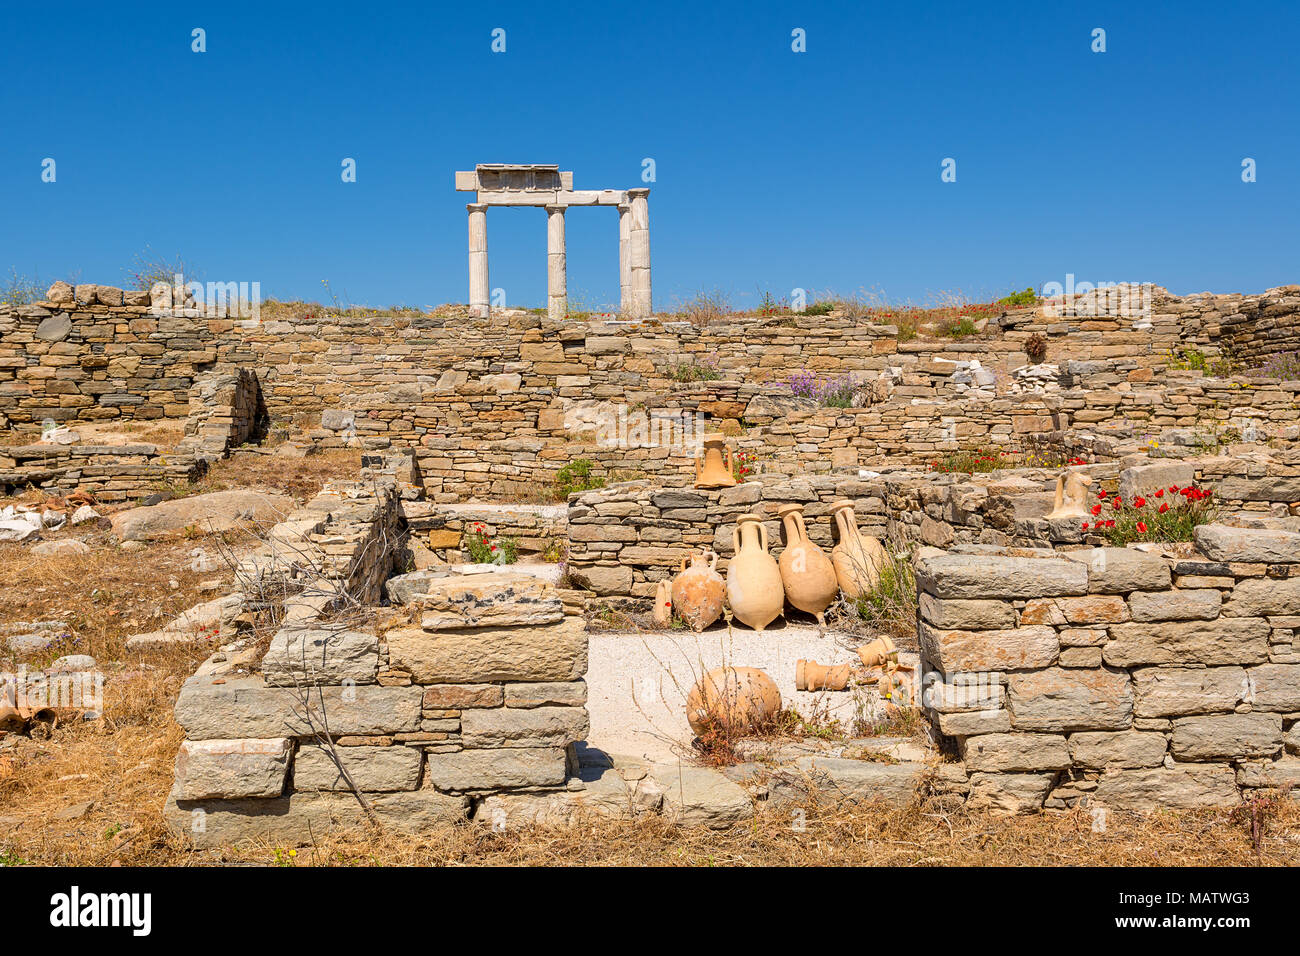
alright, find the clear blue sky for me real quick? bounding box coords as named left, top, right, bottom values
left=2, top=1, right=1297, bottom=311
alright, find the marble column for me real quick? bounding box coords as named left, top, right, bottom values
left=467, top=203, right=489, bottom=318
left=618, top=204, right=632, bottom=316
left=627, top=188, right=651, bottom=319
left=546, top=205, right=567, bottom=321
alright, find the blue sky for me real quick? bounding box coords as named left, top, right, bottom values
left=2, top=1, right=1297, bottom=311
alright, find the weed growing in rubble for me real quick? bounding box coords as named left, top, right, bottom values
left=850, top=544, right=918, bottom=639
left=1259, top=351, right=1300, bottom=381
left=668, top=358, right=722, bottom=382
left=554, top=458, right=605, bottom=498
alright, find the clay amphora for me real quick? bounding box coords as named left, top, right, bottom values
left=652, top=579, right=674, bottom=628
left=857, top=635, right=898, bottom=669
left=694, top=434, right=737, bottom=489
left=686, top=666, right=782, bottom=735
left=829, top=499, right=889, bottom=599
left=671, top=549, right=726, bottom=632
left=726, top=513, right=785, bottom=630
left=776, top=503, right=838, bottom=623
left=795, top=659, right=854, bottom=691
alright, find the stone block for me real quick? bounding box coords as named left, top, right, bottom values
left=919, top=622, right=1059, bottom=673
left=1171, top=713, right=1282, bottom=760
left=174, top=738, right=291, bottom=799
left=1128, top=588, right=1221, bottom=622
left=503, top=681, right=587, bottom=708
left=386, top=618, right=587, bottom=683
left=567, top=564, right=633, bottom=596
left=1093, top=765, right=1239, bottom=809
left=916, top=553, right=1086, bottom=599
left=416, top=574, right=564, bottom=630
left=1007, top=667, right=1132, bottom=732
left=293, top=744, right=423, bottom=792
left=421, top=684, right=503, bottom=709
left=1195, top=525, right=1300, bottom=564
left=261, top=627, right=378, bottom=686
left=919, top=594, right=1016, bottom=629
left=1063, top=548, right=1171, bottom=594
left=166, top=787, right=469, bottom=847
left=1223, top=577, right=1300, bottom=617
left=1104, top=618, right=1270, bottom=667
left=460, top=705, right=589, bottom=748
left=766, top=756, right=923, bottom=809
left=1132, top=666, right=1247, bottom=717
left=1118, top=462, right=1195, bottom=503
left=965, top=772, right=1056, bottom=812
left=961, top=733, right=1070, bottom=772
left=1246, top=663, right=1300, bottom=711
left=1235, top=756, right=1300, bottom=789
left=1022, top=595, right=1129, bottom=625
left=423, top=747, right=567, bottom=791
left=936, top=708, right=1011, bottom=736
left=1066, top=731, right=1167, bottom=769
left=174, top=676, right=422, bottom=738
left=648, top=764, right=755, bottom=828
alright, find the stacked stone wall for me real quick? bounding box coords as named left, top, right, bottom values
left=165, top=477, right=591, bottom=845
left=917, top=525, right=1300, bottom=811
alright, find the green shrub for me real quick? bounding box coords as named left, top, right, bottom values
left=852, top=547, right=917, bottom=639
left=803, top=300, right=834, bottom=316
left=555, top=458, right=605, bottom=498
left=997, top=287, right=1038, bottom=307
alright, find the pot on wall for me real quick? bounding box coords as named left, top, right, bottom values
left=694, top=434, right=737, bottom=489
left=726, top=513, right=785, bottom=630
left=776, top=503, right=838, bottom=623
left=671, top=549, right=726, bottom=632
left=686, top=666, right=782, bottom=735
left=829, top=499, right=889, bottom=599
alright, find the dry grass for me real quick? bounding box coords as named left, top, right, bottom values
left=185, top=448, right=362, bottom=500
left=3, top=781, right=1296, bottom=866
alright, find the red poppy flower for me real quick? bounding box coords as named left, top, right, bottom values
left=1134, top=496, right=1146, bottom=508
left=1136, top=521, right=1147, bottom=533
left=1081, top=522, right=1089, bottom=530
left=1154, top=489, right=1164, bottom=498
left=1112, top=497, right=1122, bottom=510
left=1158, top=502, right=1169, bottom=513
left=1168, top=485, right=1179, bottom=494
left=1091, top=504, right=1102, bottom=516
left=1098, top=490, right=1109, bottom=499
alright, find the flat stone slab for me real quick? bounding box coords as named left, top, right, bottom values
left=111, top=490, right=294, bottom=541
left=647, top=764, right=754, bottom=829
left=165, top=786, right=469, bottom=848
left=767, top=756, right=925, bottom=807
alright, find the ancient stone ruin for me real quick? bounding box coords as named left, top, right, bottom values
left=2, top=238, right=1299, bottom=841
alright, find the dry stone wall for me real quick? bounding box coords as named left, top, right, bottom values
left=165, top=476, right=594, bottom=846
left=917, top=524, right=1300, bottom=811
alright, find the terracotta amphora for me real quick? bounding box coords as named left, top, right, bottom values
left=694, top=434, right=737, bottom=489
left=686, top=666, right=782, bottom=735
left=829, top=499, right=889, bottom=599
left=776, top=503, right=838, bottom=623
left=671, top=549, right=726, bottom=632
left=857, top=635, right=898, bottom=669
left=726, top=513, right=785, bottom=630
left=795, top=659, right=855, bottom=691
left=652, top=579, right=674, bottom=628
